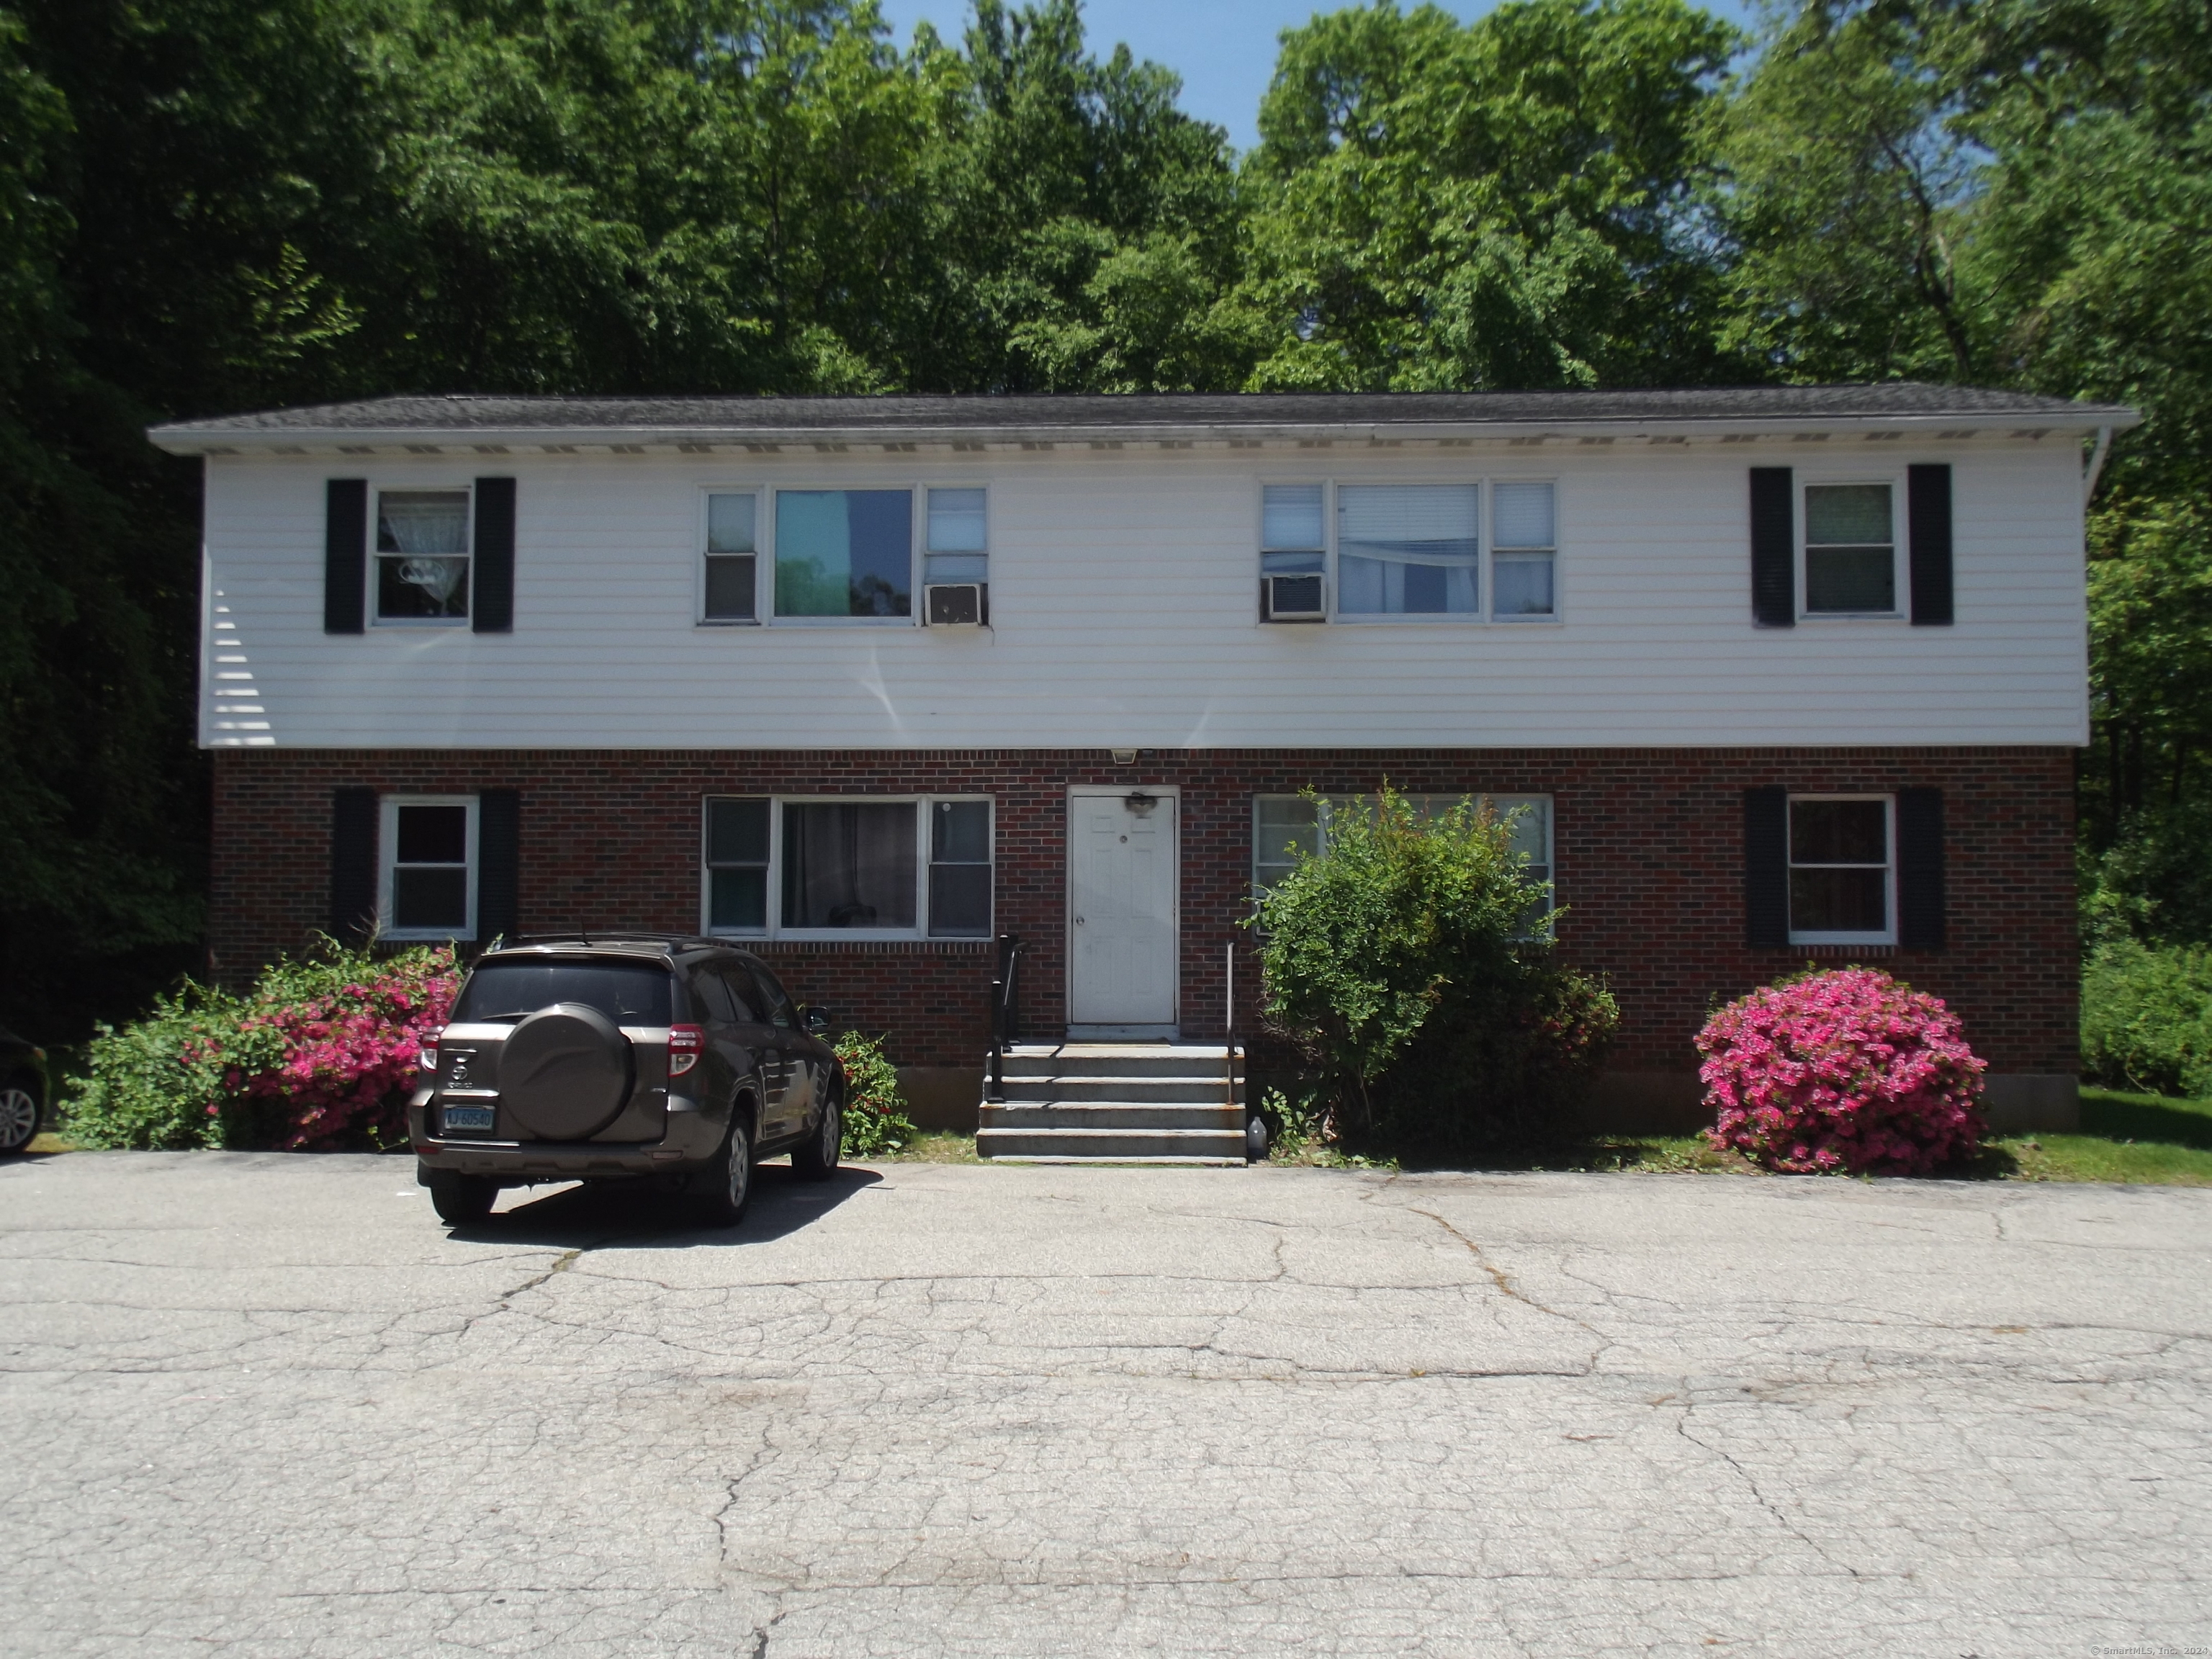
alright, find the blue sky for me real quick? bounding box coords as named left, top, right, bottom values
left=876, top=1, right=1763, bottom=153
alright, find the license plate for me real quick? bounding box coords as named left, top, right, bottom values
left=442, top=1105, right=496, bottom=1133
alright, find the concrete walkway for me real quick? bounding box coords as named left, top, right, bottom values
left=3, top=1152, right=2208, bottom=1657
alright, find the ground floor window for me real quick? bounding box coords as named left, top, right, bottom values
left=1251, top=792, right=1552, bottom=926
left=380, top=795, right=477, bottom=940
left=1789, top=795, right=1893, bottom=943
left=703, top=795, right=992, bottom=939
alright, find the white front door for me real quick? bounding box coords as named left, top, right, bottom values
left=1067, top=789, right=1177, bottom=1030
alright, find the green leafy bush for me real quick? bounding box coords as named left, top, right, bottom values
left=833, top=1031, right=918, bottom=1157
left=66, top=940, right=457, bottom=1151
left=1254, top=787, right=1617, bottom=1159
left=2082, top=937, right=2212, bottom=1099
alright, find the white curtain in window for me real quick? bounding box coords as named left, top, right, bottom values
left=378, top=493, right=468, bottom=554
left=1338, top=485, right=1479, bottom=613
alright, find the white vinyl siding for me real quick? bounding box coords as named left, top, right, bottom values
left=196, top=439, right=2090, bottom=750
left=702, top=795, right=992, bottom=940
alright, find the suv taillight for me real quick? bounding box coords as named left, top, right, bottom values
left=667, top=1024, right=704, bottom=1076
left=420, top=1031, right=443, bottom=1075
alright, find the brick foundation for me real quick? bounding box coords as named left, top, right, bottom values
left=210, top=747, right=2078, bottom=1082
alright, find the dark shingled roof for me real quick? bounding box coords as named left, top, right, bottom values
left=150, top=383, right=2134, bottom=442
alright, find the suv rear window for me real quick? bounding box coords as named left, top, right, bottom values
left=452, top=961, right=675, bottom=1025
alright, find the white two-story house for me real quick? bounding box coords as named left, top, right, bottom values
left=150, top=385, right=2131, bottom=1132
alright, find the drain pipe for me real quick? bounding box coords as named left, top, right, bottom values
left=2084, top=424, right=2113, bottom=508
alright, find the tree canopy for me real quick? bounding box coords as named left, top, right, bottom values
left=3, top=0, right=2208, bottom=1035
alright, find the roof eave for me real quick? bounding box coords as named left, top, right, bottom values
left=145, top=405, right=2144, bottom=454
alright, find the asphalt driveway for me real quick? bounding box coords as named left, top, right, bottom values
left=3, top=1152, right=2207, bottom=1658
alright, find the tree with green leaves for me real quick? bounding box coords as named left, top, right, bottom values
left=1234, top=0, right=1746, bottom=391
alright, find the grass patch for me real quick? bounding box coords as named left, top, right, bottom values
left=876, top=1130, right=985, bottom=1164
left=1264, top=1087, right=2212, bottom=1184
left=1981, top=1086, right=2212, bottom=1185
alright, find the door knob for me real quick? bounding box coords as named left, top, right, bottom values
left=1075, top=916, right=1085, bottom=926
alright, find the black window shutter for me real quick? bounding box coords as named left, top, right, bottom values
left=473, top=477, right=516, bottom=634
left=1749, top=467, right=1794, bottom=627
left=1745, top=786, right=1789, bottom=948
left=324, top=480, right=367, bottom=635
left=1897, top=786, right=1946, bottom=949
left=477, top=788, right=521, bottom=944
left=331, top=787, right=378, bottom=944
left=1907, top=464, right=1954, bottom=626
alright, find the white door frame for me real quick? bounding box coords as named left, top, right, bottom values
left=1065, top=783, right=1180, bottom=1038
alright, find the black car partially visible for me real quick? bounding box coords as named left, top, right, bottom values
left=0, top=1029, right=49, bottom=1154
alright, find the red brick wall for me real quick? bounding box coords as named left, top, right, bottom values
left=210, top=747, right=2078, bottom=1075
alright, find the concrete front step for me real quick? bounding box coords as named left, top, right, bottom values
left=982, top=1043, right=1251, bottom=1164
left=976, top=1125, right=1249, bottom=1161
left=997, top=1076, right=1244, bottom=1105
left=981, top=1102, right=1245, bottom=1130
left=996, top=1044, right=1232, bottom=1080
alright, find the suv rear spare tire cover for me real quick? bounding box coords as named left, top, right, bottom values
left=499, top=1002, right=634, bottom=1139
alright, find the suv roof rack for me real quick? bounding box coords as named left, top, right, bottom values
left=500, top=932, right=724, bottom=952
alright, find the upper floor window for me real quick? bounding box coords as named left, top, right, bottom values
left=374, top=490, right=470, bottom=624
left=924, top=487, right=989, bottom=624
left=381, top=795, right=477, bottom=940
left=1261, top=481, right=1556, bottom=624
left=774, top=490, right=912, bottom=621
left=1789, top=795, right=1893, bottom=943
left=703, top=795, right=992, bottom=939
left=1802, top=482, right=1897, bottom=616
left=1491, top=482, right=1557, bottom=619
left=1340, top=485, right=1480, bottom=616
left=701, top=492, right=757, bottom=623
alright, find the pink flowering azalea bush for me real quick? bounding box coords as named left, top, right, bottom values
left=1696, top=968, right=1987, bottom=1175
left=67, top=941, right=459, bottom=1151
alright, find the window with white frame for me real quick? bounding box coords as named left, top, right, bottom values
left=1491, top=481, right=1557, bottom=619
left=701, top=492, right=758, bottom=622
left=1339, top=485, right=1481, bottom=616
left=381, top=796, right=477, bottom=939
left=1261, top=484, right=1326, bottom=618
left=1251, top=793, right=1553, bottom=927
left=924, top=487, right=988, bottom=618
left=1788, top=795, right=1893, bottom=943
left=773, top=490, right=913, bottom=620
left=702, top=796, right=992, bottom=938
left=374, top=489, right=470, bottom=624
left=1259, top=480, right=1559, bottom=624
left=1802, top=482, right=1898, bottom=616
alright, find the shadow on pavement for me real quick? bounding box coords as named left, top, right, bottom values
left=447, top=1161, right=884, bottom=1248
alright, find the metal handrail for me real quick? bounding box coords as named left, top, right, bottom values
left=987, top=932, right=1022, bottom=1103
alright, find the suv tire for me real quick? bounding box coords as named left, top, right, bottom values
left=701, top=1114, right=754, bottom=1227
left=792, top=1081, right=842, bottom=1182
left=427, top=1172, right=498, bottom=1226
left=0, top=1077, right=39, bottom=1155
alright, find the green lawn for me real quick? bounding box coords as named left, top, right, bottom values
left=1377, top=1085, right=2212, bottom=1184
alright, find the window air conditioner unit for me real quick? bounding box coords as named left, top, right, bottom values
left=1264, top=573, right=1326, bottom=622
left=926, top=583, right=986, bottom=626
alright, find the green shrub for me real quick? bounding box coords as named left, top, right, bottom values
left=63, top=980, right=242, bottom=1149
left=2082, top=937, right=2212, bottom=1099
left=834, top=1030, right=917, bottom=1157
left=66, top=939, right=457, bottom=1150
left=1254, top=786, right=1617, bottom=1159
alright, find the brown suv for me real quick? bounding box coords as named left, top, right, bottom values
left=410, top=936, right=844, bottom=1227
